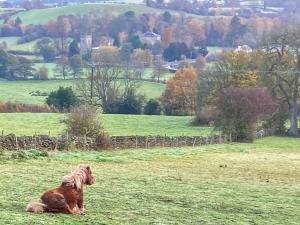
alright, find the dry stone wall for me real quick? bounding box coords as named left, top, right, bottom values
left=0, top=134, right=230, bottom=151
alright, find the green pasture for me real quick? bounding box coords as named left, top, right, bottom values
left=0, top=79, right=165, bottom=105
left=0, top=113, right=213, bottom=136
left=143, top=68, right=173, bottom=81
left=0, top=137, right=299, bottom=224
left=13, top=3, right=216, bottom=25
left=0, top=37, right=37, bottom=52
left=33, top=63, right=57, bottom=78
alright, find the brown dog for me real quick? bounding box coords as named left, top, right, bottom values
left=26, top=165, right=95, bottom=214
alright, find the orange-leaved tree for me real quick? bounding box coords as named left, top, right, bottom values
left=161, top=67, right=198, bottom=116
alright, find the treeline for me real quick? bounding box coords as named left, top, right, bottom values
left=0, top=9, right=277, bottom=49
left=147, top=0, right=300, bottom=14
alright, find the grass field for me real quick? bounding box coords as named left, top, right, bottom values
left=0, top=79, right=165, bottom=105
left=0, top=137, right=299, bottom=224
left=0, top=113, right=213, bottom=136
left=13, top=3, right=215, bottom=25
left=0, top=37, right=38, bottom=52
left=143, top=68, right=173, bottom=81
left=33, top=63, right=57, bottom=78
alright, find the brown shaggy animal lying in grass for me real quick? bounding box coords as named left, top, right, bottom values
left=26, top=165, right=95, bottom=214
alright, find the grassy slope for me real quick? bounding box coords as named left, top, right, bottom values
left=14, top=3, right=184, bottom=25
left=0, top=37, right=38, bottom=51
left=0, top=137, right=299, bottom=224
left=0, top=113, right=213, bottom=136
left=13, top=3, right=224, bottom=25
left=0, top=79, right=165, bottom=105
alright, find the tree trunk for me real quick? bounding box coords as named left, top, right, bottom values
left=288, top=98, right=298, bottom=136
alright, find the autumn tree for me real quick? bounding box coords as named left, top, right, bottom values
left=215, top=87, right=276, bottom=142
left=197, top=51, right=259, bottom=108
left=132, top=48, right=153, bottom=67
left=260, top=21, right=300, bottom=136
left=161, top=26, right=173, bottom=47
left=185, top=18, right=206, bottom=47
left=37, top=66, right=48, bottom=80
left=246, top=15, right=275, bottom=47
left=161, top=67, right=198, bottom=115
left=46, top=17, right=71, bottom=54
left=92, top=46, right=120, bottom=65
left=57, top=17, right=71, bottom=54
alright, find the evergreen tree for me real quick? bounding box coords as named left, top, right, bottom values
left=68, top=40, right=80, bottom=58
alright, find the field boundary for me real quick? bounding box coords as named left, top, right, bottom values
left=0, top=134, right=230, bottom=151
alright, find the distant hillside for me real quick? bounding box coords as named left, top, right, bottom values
left=13, top=3, right=210, bottom=25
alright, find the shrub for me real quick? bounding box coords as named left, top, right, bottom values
left=0, top=101, right=53, bottom=113
left=64, top=105, right=103, bottom=138
left=161, top=67, right=198, bottom=116
left=46, top=87, right=77, bottom=112
left=192, top=107, right=216, bottom=126
left=144, top=99, right=162, bottom=115
left=215, top=87, right=276, bottom=142
left=10, top=150, right=49, bottom=161
left=37, top=66, right=49, bottom=80
left=107, top=88, right=144, bottom=114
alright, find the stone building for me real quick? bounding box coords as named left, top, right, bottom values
left=80, top=34, right=92, bottom=57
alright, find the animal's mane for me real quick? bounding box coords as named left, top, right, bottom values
left=61, top=165, right=88, bottom=190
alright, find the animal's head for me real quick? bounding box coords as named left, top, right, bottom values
left=82, top=165, right=95, bottom=186
left=62, top=165, right=95, bottom=190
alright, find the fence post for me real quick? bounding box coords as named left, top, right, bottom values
left=15, top=136, right=19, bottom=151
left=229, top=133, right=232, bottom=143
left=23, top=136, right=26, bottom=150
left=145, top=136, right=148, bottom=148
left=193, top=137, right=196, bottom=147
left=34, top=135, right=36, bottom=150
left=135, top=135, right=138, bottom=149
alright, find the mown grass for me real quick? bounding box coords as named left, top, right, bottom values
left=0, top=79, right=165, bottom=105
left=0, top=137, right=299, bottom=224
left=0, top=113, right=213, bottom=136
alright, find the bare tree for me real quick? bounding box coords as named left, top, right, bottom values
left=262, top=22, right=300, bottom=136
left=77, top=64, right=140, bottom=113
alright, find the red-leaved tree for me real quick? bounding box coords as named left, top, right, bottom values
left=215, top=87, right=276, bottom=142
